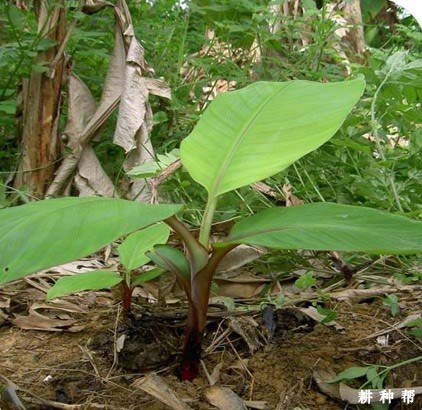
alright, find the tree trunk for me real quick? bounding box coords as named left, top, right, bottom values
left=14, top=0, right=66, bottom=198
left=343, top=0, right=366, bottom=61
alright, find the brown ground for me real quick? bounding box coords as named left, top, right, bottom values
left=0, top=283, right=421, bottom=410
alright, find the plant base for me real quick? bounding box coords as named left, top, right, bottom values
left=179, top=328, right=202, bottom=381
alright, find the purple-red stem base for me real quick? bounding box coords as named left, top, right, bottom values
left=179, top=328, right=203, bottom=381
left=121, top=282, right=133, bottom=312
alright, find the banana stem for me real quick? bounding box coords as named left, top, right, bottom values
left=199, top=197, right=216, bottom=247
left=179, top=244, right=236, bottom=381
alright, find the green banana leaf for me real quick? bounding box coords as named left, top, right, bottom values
left=0, top=197, right=182, bottom=285
left=118, top=223, right=170, bottom=271
left=146, top=244, right=191, bottom=280
left=181, top=79, right=365, bottom=200
left=218, top=203, right=422, bottom=254
left=47, top=270, right=122, bottom=300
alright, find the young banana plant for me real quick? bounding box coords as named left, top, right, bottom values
left=1, top=79, right=421, bottom=381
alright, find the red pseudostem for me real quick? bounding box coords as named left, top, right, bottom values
left=179, top=245, right=235, bottom=381
left=121, top=282, right=133, bottom=312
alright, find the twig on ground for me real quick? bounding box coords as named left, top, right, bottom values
left=106, top=304, right=122, bottom=379
left=79, top=344, right=102, bottom=379
left=201, top=360, right=213, bottom=386
left=225, top=336, right=254, bottom=400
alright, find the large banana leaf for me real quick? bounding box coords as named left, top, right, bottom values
left=218, top=203, right=422, bottom=254
left=0, top=197, right=182, bottom=285
left=180, top=79, right=365, bottom=199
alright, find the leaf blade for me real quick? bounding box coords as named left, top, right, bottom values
left=132, top=268, right=165, bottom=286
left=47, top=270, right=122, bottom=300
left=0, top=197, right=182, bottom=284
left=219, top=203, right=422, bottom=254
left=146, top=244, right=190, bottom=280
left=180, top=79, right=365, bottom=199
left=118, top=223, right=170, bottom=271
left=329, top=366, right=371, bottom=383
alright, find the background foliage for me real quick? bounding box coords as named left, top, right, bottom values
left=0, top=0, right=420, bottom=222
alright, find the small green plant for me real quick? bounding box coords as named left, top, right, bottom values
left=330, top=356, right=422, bottom=408
left=1, top=78, right=422, bottom=381
left=47, top=222, right=171, bottom=310
left=405, top=318, right=422, bottom=339
left=330, top=364, right=386, bottom=389
left=294, top=271, right=316, bottom=290
left=127, top=149, right=180, bottom=179
left=314, top=304, right=337, bottom=324
left=382, top=294, right=400, bottom=317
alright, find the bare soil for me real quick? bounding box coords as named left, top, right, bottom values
left=0, top=285, right=421, bottom=410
